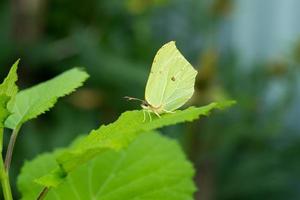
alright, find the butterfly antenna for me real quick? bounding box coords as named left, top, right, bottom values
left=124, top=96, right=145, bottom=103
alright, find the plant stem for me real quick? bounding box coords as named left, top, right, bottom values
left=37, top=187, right=50, bottom=200
left=0, top=128, right=13, bottom=200
left=0, top=156, right=13, bottom=200
left=5, top=127, right=20, bottom=171
left=0, top=128, right=3, bottom=154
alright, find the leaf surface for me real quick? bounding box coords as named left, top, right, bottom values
left=37, top=100, right=235, bottom=187
left=58, top=101, right=235, bottom=172
left=5, top=68, right=89, bottom=129
left=18, top=133, right=196, bottom=200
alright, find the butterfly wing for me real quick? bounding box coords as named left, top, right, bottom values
left=145, top=41, right=198, bottom=112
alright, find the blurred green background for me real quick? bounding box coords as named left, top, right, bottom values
left=1, top=0, right=300, bottom=199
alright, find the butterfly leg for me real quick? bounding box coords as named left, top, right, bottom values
left=163, top=109, right=175, bottom=114
left=143, top=110, right=146, bottom=122
left=153, top=111, right=161, bottom=118
left=147, top=111, right=152, bottom=122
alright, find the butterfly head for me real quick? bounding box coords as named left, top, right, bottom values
left=141, top=102, right=150, bottom=110
left=141, top=102, right=165, bottom=116
left=124, top=96, right=150, bottom=110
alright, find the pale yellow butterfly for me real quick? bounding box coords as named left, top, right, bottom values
left=125, top=41, right=198, bottom=121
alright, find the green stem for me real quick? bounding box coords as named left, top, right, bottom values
left=0, top=157, right=13, bottom=200
left=0, top=127, right=3, bottom=154
left=5, top=126, right=20, bottom=171
left=37, top=187, right=50, bottom=200
left=0, top=128, right=13, bottom=200
left=0, top=126, right=21, bottom=200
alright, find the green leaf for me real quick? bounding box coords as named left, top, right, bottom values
left=0, top=60, right=19, bottom=151
left=58, top=101, right=235, bottom=172
left=37, top=100, right=235, bottom=187
left=18, top=132, right=196, bottom=200
left=0, top=59, right=19, bottom=98
left=0, top=95, right=10, bottom=151
left=17, top=153, right=59, bottom=200
left=5, top=68, right=89, bottom=129
left=0, top=95, right=10, bottom=128
left=0, top=59, right=20, bottom=127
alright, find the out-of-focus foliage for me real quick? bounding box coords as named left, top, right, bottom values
left=0, top=0, right=300, bottom=199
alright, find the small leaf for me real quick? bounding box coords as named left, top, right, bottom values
left=5, top=68, right=89, bottom=129
left=0, top=59, right=19, bottom=98
left=17, top=153, right=59, bottom=200
left=37, top=100, right=235, bottom=187
left=18, top=132, right=196, bottom=200
left=0, top=95, right=10, bottom=128
left=0, top=95, right=10, bottom=151
left=0, top=59, right=20, bottom=126
left=0, top=60, right=19, bottom=151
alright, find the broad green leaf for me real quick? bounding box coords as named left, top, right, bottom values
left=37, top=100, right=235, bottom=187
left=18, top=132, right=196, bottom=200
left=58, top=101, right=235, bottom=172
left=5, top=68, right=89, bottom=129
left=0, top=59, right=19, bottom=98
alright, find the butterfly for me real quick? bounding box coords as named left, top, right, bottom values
left=125, top=41, right=198, bottom=121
